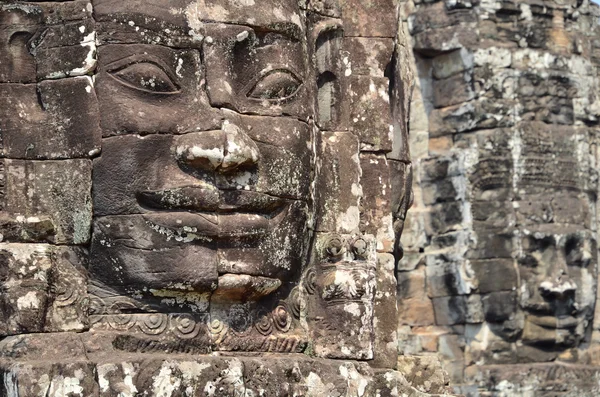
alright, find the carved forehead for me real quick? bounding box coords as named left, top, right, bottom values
left=93, top=0, right=304, bottom=34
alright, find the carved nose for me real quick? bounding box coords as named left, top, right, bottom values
left=174, top=122, right=259, bottom=173
left=539, top=274, right=576, bottom=301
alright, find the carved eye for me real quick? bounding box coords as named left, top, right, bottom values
left=110, top=62, right=179, bottom=94
left=247, top=70, right=301, bottom=101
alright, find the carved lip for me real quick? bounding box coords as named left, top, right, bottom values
left=212, top=274, right=282, bottom=301
left=141, top=209, right=288, bottom=241
left=526, top=314, right=580, bottom=329
left=137, top=186, right=288, bottom=216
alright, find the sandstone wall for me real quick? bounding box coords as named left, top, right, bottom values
left=398, top=0, right=600, bottom=395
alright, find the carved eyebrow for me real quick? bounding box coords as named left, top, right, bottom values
left=255, top=22, right=303, bottom=42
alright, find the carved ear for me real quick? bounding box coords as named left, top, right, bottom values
left=4, top=30, right=36, bottom=82
left=311, top=21, right=343, bottom=129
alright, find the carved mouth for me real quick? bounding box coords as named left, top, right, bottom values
left=136, top=186, right=290, bottom=241
left=137, top=186, right=288, bottom=216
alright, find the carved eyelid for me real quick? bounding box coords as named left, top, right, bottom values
left=244, top=67, right=303, bottom=102
left=105, top=54, right=181, bottom=94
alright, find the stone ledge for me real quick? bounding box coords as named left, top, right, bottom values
left=0, top=333, right=457, bottom=397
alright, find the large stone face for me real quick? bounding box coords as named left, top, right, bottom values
left=399, top=0, right=600, bottom=395
left=0, top=0, right=426, bottom=395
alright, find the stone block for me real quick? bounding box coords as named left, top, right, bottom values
left=438, top=334, right=465, bottom=362
left=471, top=200, right=515, bottom=229
left=429, top=99, right=517, bottom=137
left=203, top=23, right=312, bottom=120
left=464, top=323, right=516, bottom=366
left=342, top=76, right=393, bottom=151
left=0, top=244, right=88, bottom=336
left=360, top=153, right=394, bottom=252
left=413, top=25, right=479, bottom=54
left=98, top=357, right=244, bottom=396
left=390, top=160, right=412, bottom=258
left=397, top=251, right=425, bottom=272
left=433, top=48, right=474, bottom=79
left=2, top=159, right=92, bottom=244
left=35, top=19, right=96, bottom=79
left=97, top=43, right=221, bottom=136
left=372, top=253, right=399, bottom=368
left=0, top=1, right=93, bottom=83
left=470, top=259, right=518, bottom=293
left=1, top=361, right=97, bottom=396
left=0, top=14, right=37, bottom=83
left=397, top=267, right=436, bottom=326
left=433, top=295, right=483, bottom=326
left=339, top=0, right=398, bottom=37
left=473, top=47, right=512, bottom=69
left=307, top=255, right=377, bottom=360
left=420, top=155, right=465, bottom=182
left=467, top=230, right=513, bottom=260
left=397, top=355, right=451, bottom=395
left=315, top=131, right=361, bottom=233
left=422, top=176, right=466, bottom=205
left=0, top=78, right=101, bottom=159
left=429, top=231, right=470, bottom=251
left=343, top=37, right=394, bottom=77
left=425, top=201, right=467, bottom=235
left=409, top=2, right=477, bottom=35
left=433, top=72, right=475, bottom=108
left=482, top=291, right=518, bottom=323
left=303, top=0, right=341, bottom=16
left=426, top=256, right=474, bottom=298
left=428, top=136, right=454, bottom=154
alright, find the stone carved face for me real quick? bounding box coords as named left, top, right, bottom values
left=516, top=229, right=597, bottom=347
left=89, top=3, right=312, bottom=306
left=464, top=125, right=599, bottom=359
left=0, top=0, right=405, bottom=364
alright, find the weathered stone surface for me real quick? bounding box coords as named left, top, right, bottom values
left=373, top=253, right=399, bottom=368
left=0, top=244, right=88, bottom=336
left=400, top=0, right=600, bottom=394
left=96, top=43, right=220, bottom=135
left=1, top=159, right=92, bottom=244
left=339, top=0, right=398, bottom=38
left=315, top=131, right=362, bottom=233
left=343, top=76, right=394, bottom=151
left=307, top=233, right=378, bottom=360
left=0, top=78, right=101, bottom=159
left=0, top=0, right=432, bottom=395
left=397, top=355, right=452, bottom=395
left=0, top=1, right=94, bottom=83
left=0, top=351, right=436, bottom=397
left=360, top=153, right=394, bottom=252
left=344, top=37, right=394, bottom=77
left=398, top=266, right=436, bottom=327
left=1, top=361, right=98, bottom=396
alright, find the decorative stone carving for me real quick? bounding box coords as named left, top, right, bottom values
left=0, top=0, right=420, bottom=395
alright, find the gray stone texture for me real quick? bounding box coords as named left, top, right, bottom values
left=399, top=0, right=600, bottom=395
